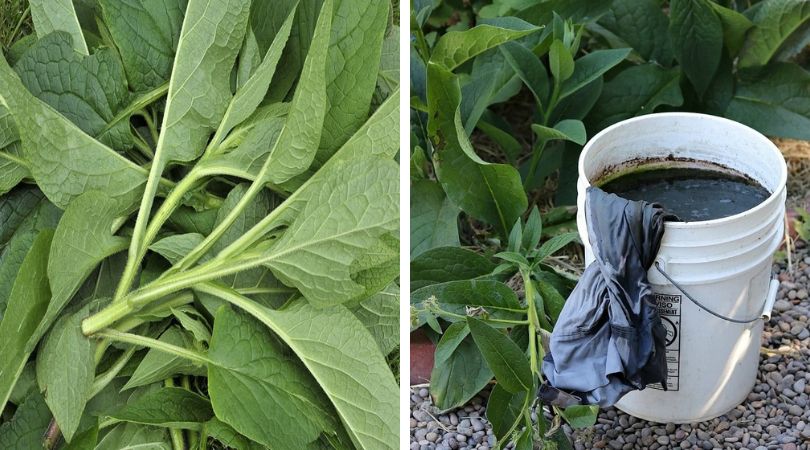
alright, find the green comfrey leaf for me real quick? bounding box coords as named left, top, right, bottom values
left=411, top=247, right=496, bottom=290
left=14, top=32, right=135, bottom=151
left=500, top=40, right=550, bottom=108
left=0, top=53, right=147, bottom=212
left=739, top=0, right=810, bottom=69
left=411, top=180, right=460, bottom=259
left=531, top=120, right=586, bottom=145
left=560, top=48, right=630, bottom=99
left=43, top=192, right=130, bottom=339
left=196, top=286, right=400, bottom=449
left=258, top=157, right=399, bottom=307
left=150, top=233, right=206, bottom=265
left=98, top=0, right=187, bottom=93
left=35, top=303, right=98, bottom=441
left=587, top=64, right=683, bottom=131
left=427, top=62, right=527, bottom=237
left=467, top=317, right=533, bottom=393
left=725, top=63, right=810, bottom=140
left=94, top=422, right=171, bottom=450
left=411, top=280, right=523, bottom=328
left=0, top=230, right=53, bottom=413
left=208, top=305, right=339, bottom=448
left=669, top=0, right=723, bottom=95
left=599, top=0, right=673, bottom=65
left=533, top=232, right=581, bottom=261
left=109, top=387, right=214, bottom=430
left=559, top=404, right=600, bottom=429
left=486, top=383, right=527, bottom=442
left=349, top=283, right=400, bottom=355
left=0, top=392, right=52, bottom=450
left=549, top=39, right=574, bottom=82
left=124, top=326, right=206, bottom=390
left=29, top=0, right=88, bottom=55
left=317, top=0, right=390, bottom=163
left=709, top=2, right=754, bottom=56
left=429, top=322, right=493, bottom=411
left=430, top=22, right=541, bottom=71
left=203, top=418, right=264, bottom=450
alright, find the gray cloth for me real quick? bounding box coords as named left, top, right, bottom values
left=541, top=187, right=670, bottom=407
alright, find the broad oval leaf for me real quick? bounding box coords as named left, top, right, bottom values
left=29, top=0, right=88, bottom=55
left=430, top=22, right=541, bottom=71
left=739, top=0, right=810, bottom=69
left=430, top=322, right=493, bottom=411
left=411, top=180, right=460, bottom=259
left=467, top=317, right=533, bottom=393
left=208, top=305, right=338, bottom=448
left=669, top=0, right=723, bottom=95
left=109, top=387, right=214, bottom=430
left=411, top=247, right=497, bottom=290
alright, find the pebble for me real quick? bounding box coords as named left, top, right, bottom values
left=409, top=245, right=810, bottom=449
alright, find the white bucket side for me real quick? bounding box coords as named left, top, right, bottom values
left=574, top=113, right=787, bottom=423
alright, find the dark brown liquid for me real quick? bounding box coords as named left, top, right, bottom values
left=599, top=167, right=770, bottom=221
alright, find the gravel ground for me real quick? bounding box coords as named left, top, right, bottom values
left=410, top=243, right=810, bottom=450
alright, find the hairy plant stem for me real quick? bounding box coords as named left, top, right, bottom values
left=89, top=346, right=137, bottom=398
left=95, top=329, right=212, bottom=366
left=112, top=168, right=209, bottom=302
left=428, top=306, right=529, bottom=325
left=165, top=378, right=187, bottom=450
left=99, top=82, right=169, bottom=136
left=522, top=269, right=541, bottom=377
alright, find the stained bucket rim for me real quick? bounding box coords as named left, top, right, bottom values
left=578, top=112, right=788, bottom=230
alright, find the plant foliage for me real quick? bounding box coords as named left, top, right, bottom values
left=0, top=0, right=400, bottom=449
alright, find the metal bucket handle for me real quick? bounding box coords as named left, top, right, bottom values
left=653, top=261, right=779, bottom=323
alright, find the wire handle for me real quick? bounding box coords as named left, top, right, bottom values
left=653, top=261, right=764, bottom=324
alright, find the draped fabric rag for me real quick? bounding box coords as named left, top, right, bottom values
left=541, top=187, right=673, bottom=407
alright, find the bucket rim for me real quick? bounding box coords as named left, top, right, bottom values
left=578, top=112, right=788, bottom=229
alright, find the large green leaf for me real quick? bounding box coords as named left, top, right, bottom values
left=213, top=7, right=296, bottom=148
left=99, top=0, right=187, bottom=92
left=124, top=326, right=206, bottom=390
left=430, top=23, right=540, bottom=71
left=430, top=322, right=493, bottom=411
left=0, top=106, right=26, bottom=195
left=410, top=180, right=460, bottom=259
left=428, top=62, right=527, bottom=237
left=94, top=423, right=170, bottom=450
left=739, top=0, right=810, bottom=68
left=599, top=0, right=673, bottom=64
left=14, top=32, right=134, bottom=150
left=257, top=0, right=331, bottom=184
left=258, top=157, right=399, bottom=307
left=486, top=383, right=527, bottom=442
left=560, top=48, right=630, bottom=99
left=669, top=0, right=723, bottom=95
left=109, top=387, right=214, bottom=430
left=154, top=0, right=250, bottom=164
left=411, top=280, right=523, bottom=329
left=35, top=304, right=97, bottom=441
left=587, top=64, right=683, bottom=131
left=0, top=54, right=146, bottom=211
left=349, top=283, right=400, bottom=355
left=208, top=306, right=337, bottom=447
left=725, top=63, right=810, bottom=140
left=0, top=230, right=53, bottom=412
left=197, top=285, right=399, bottom=450
left=467, top=317, right=533, bottom=393
left=709, top=2, right=754, bottom=56
left=43, top=192, right=129, bottom=337
left=499, top=41, right=549, bottom=107
left=0, top=189, right=60, bottom=320
left=410, top=247, right=496, bottom=290
left=0, top=393, right=52, bottom=449
left=317, top=0, right=390, bottom=162
left=29, top=0, right=88, bottom=55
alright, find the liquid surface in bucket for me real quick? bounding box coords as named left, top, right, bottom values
left=599, top=166, right=770, bottom=221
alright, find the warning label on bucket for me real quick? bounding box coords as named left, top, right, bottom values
left=649, top=293, right=681, bottom=391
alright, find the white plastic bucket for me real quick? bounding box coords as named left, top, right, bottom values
left=576, top=113, right=786, bottom=423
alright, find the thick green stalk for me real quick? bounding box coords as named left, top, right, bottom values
left=95, top=329, right=212, bottom=365
left=89, top=346, right=137, bottom=398
left=522, top=269, right=541, bottom=377
left=165, top=378, right=186, bottom=450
